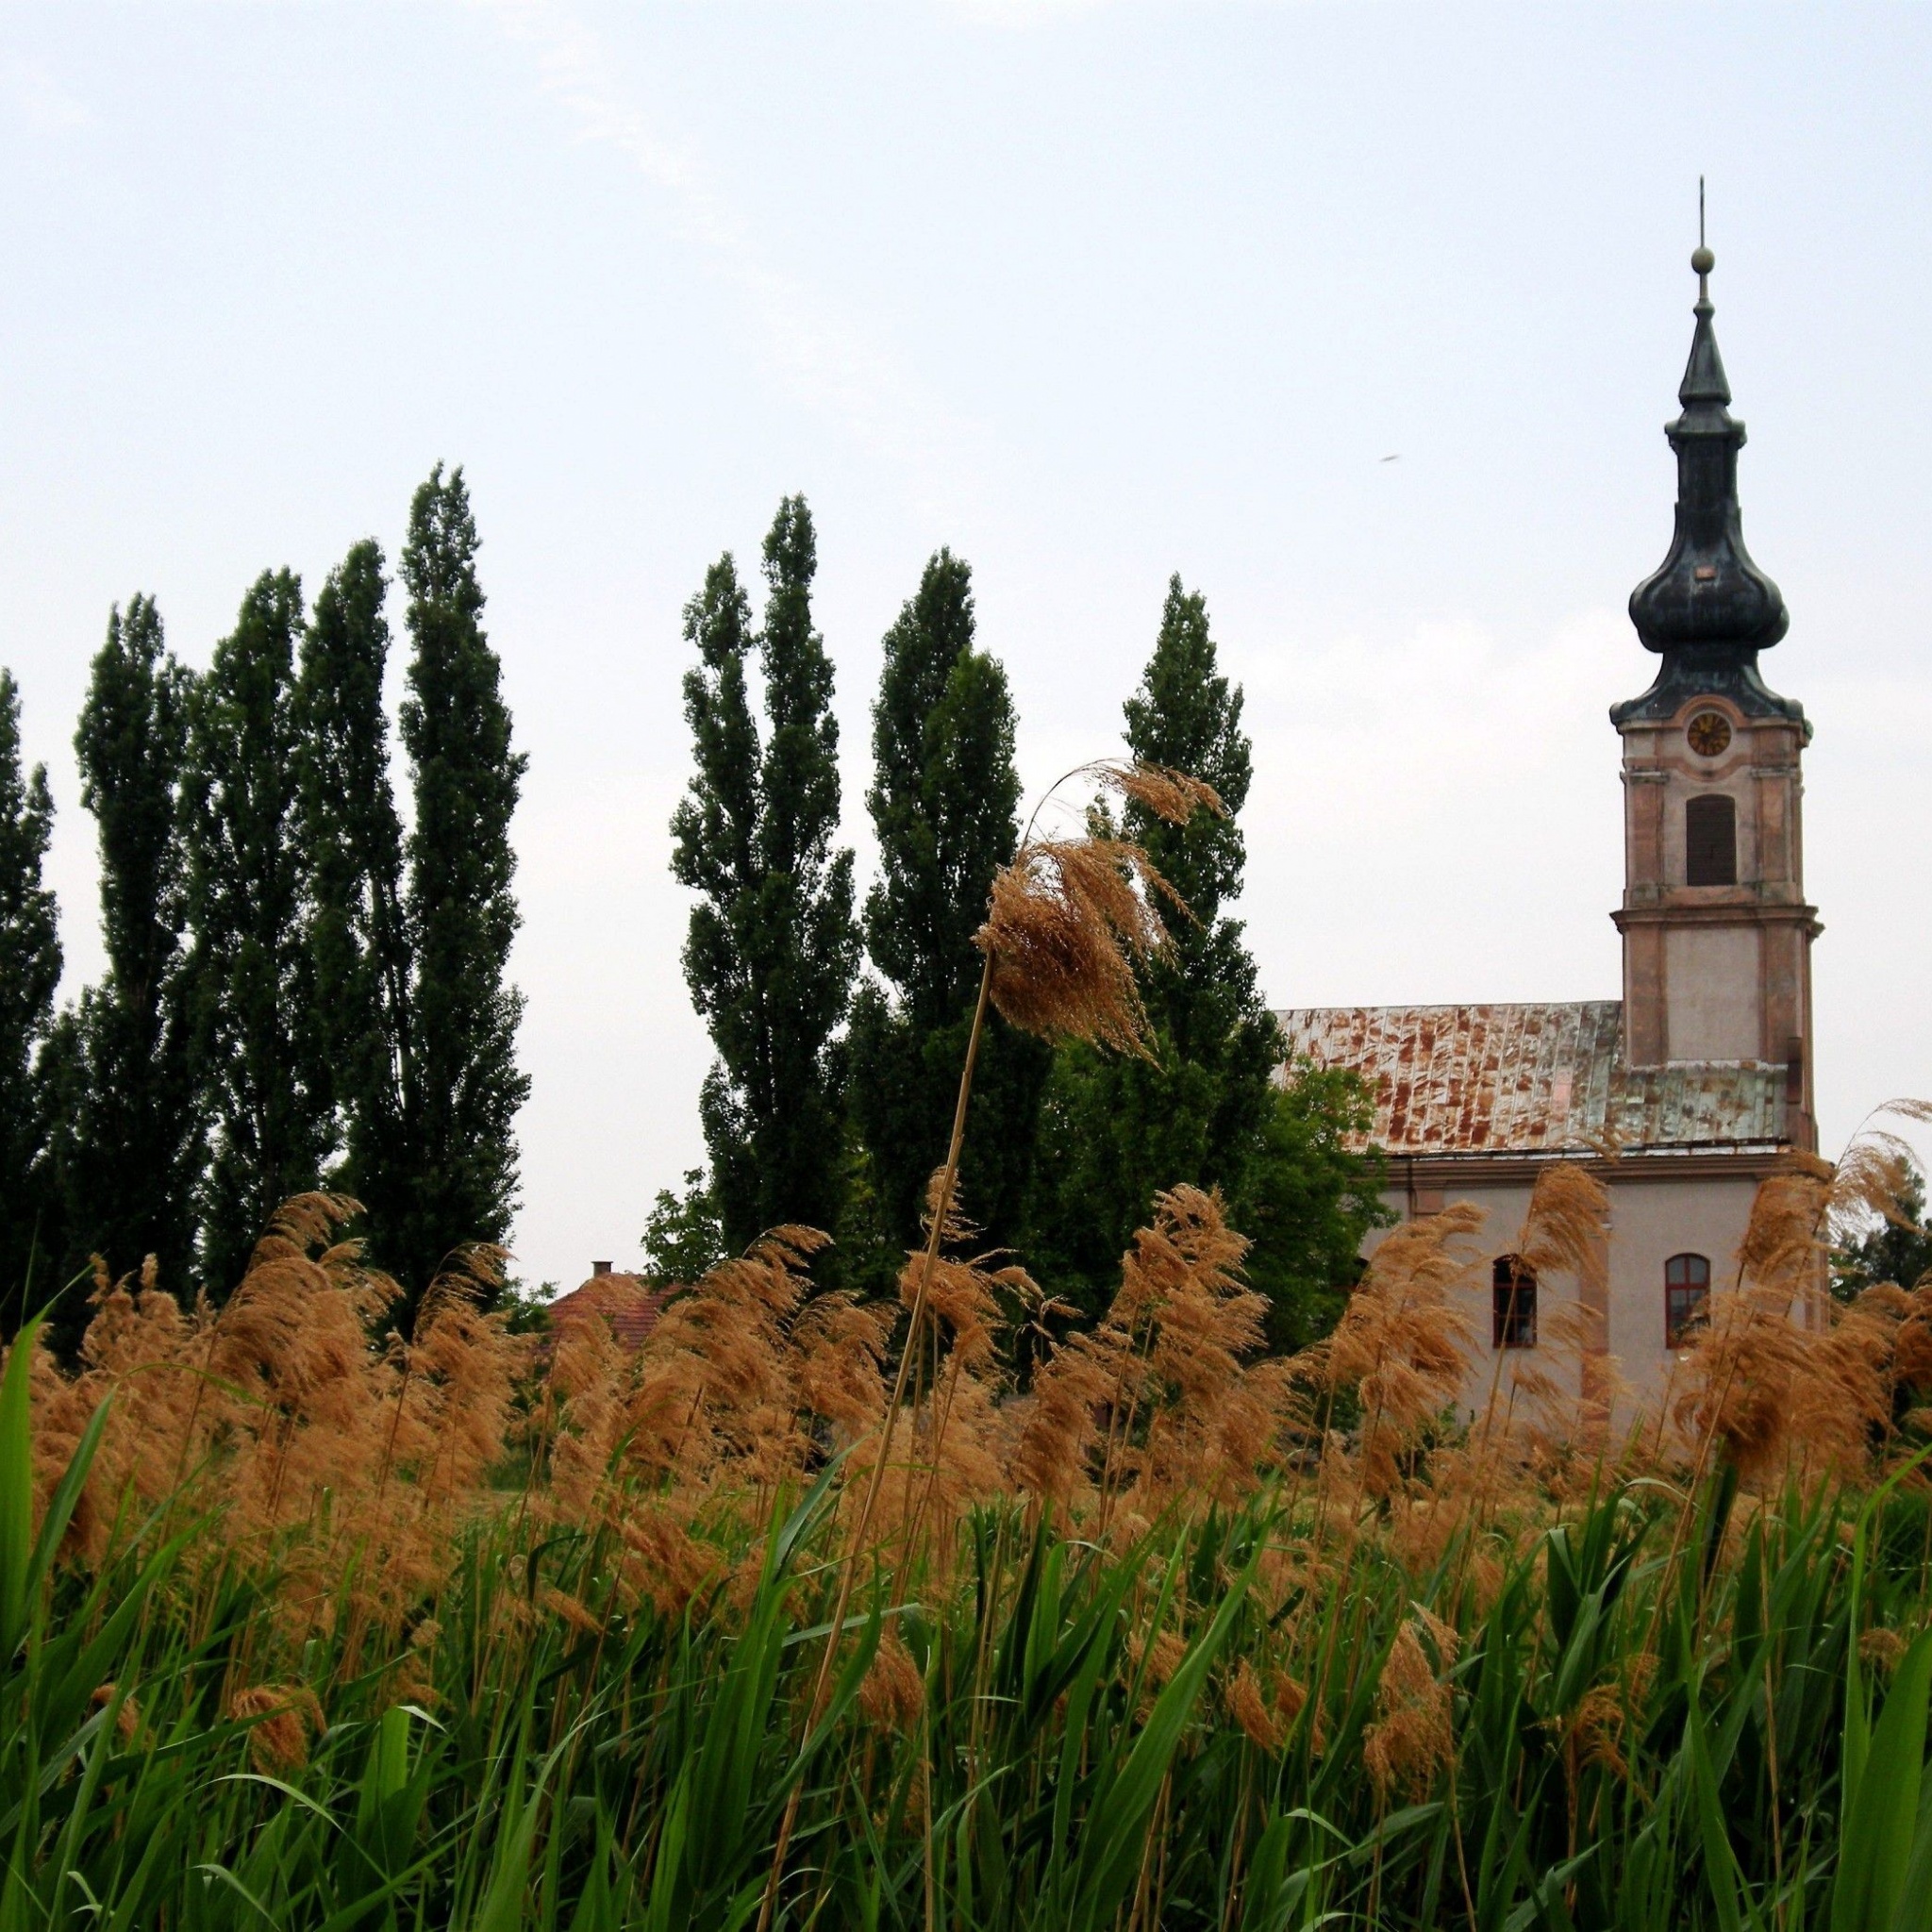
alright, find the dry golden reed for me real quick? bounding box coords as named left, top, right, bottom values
left=858, top=1633, right=926, bottom=1734
left=228, top=1684, right=325, bottom=1774
left=1312, top=1201, right=1483, bottom=1502
left=1361, top=1613, right=1457, bottom=1799
left=1224, top=1658, right=1285, bottom=1753
left=88, top=1682, right=142, bottom=1743
left=25, top=1194, right=529, bottom=1646
left=976, top=837, right=1177, bottom=1056
left=973, top=758, right=1224, bottom=1058
left=20, top=1087, right=1932, bottom=1806
left=1099, top=759, right=1225, bottom=828
left=1668, top=1155, right=1898, bottom=1484
left=1008, top=1186, right=1305, bottom=1532
left=30, top=1155, right=1926, bottom=1622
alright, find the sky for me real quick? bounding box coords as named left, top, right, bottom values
left=1, top=3, right=1927, bottom=1293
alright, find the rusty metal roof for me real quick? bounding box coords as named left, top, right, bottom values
left=1275, top=1001, right=1787, bottom=1156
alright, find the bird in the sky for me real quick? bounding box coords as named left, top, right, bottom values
left=1380, top=454, right=1401, bottom=462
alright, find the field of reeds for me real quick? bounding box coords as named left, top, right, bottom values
left=10, top=1138, right=1932, bottom=1932
left=10, top=764, right=1932, bottom=1930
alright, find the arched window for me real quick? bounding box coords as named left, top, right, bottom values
left=1492, top=1255, right=1537, bottom=1349
left=1686, top=794, right=1738, bottom=887
left=1665, top=1253, right=1711, bottom=1347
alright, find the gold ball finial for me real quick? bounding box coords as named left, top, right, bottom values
left=1690, top=244, right=1715, bottom=275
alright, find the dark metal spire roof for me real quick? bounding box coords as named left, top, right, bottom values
left=1614, top=237, right=1804, bottom=728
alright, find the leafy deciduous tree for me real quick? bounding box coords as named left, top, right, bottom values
left=641, top=1168, right=726, bottom=1285
left=1835, top=1162, right=1932, bottom=1300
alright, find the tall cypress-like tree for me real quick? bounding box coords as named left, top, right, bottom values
left=48, top=600, right=201, bottom=1310
left=1029, top=576, right=1382, bottom=1332
left=669, top=555, right=760, bottom=1247
left=394, top=465, right=528, bottom=1302
left=0, top=669, right=61, bottom=1318
left=1119, top=575, right=1274, bottom=1110
left=186, top=571, right=331, bottom=1291
left=671, top=495, right=858, bottom=1251
left=849, top=549, right=1046, bottom=1263
left=293, top=541, right=409, bottom=1219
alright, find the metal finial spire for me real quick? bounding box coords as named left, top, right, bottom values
left=1691, top=177, right=1714, bottom=297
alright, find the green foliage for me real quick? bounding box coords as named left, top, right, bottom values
left=1028, top=577, right=1382, bottom=1331
left=641, top=1167, right=726, bottom=1284
left=0, top=669, right=61, bottom=1323
left=391, top=464, right=529, bottom=1309
left=849, top=549, right=1048, bottom=1271
left=495, top=1274, right=559, bottom=1335
left=828, top=1124, right=898, bottom=1293
left=185, top=570, right=332, bottom=1295
left=860, top=552, right=1017, bottom=1024
left=1246, top=1062, right=1389, bottom=1352
left=671, top=497, right=858, bottom=1252
left=293, top=539, right=410, bottom=1222
left=1836, top=1162, right=1932, bottom=1300
left=42, top=599, right=201, bottom=1334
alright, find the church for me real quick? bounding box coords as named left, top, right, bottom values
left=1276, top=241, right=1819, bottom=1408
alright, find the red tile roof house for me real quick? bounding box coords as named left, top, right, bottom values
left=1279, top=251, right=1818, bottom=1418
left=544, top=1262, right=675, bottom=1352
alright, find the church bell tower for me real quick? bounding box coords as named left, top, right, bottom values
left=1611, top=240, right=1819, bottom=1150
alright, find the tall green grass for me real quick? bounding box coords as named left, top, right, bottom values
left=8, top=1308, right=1932, bottom=1932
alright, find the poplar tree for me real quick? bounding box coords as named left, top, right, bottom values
left=1030, top=576, right=1382, bottom=1333
left=186, top=571, right=330, bottom=1291
left=849, top=549, right=1046, bottom=1262
left=50, top=599, right=201, bottom=1304
left=293, top=541, right=409, bottom=1219
left=394, top=465, right=528, bottom=1303
left=1119, top=575, right=1275, bottom=1129
left=0, top=670, right=61, bottom=1315
left=671, top=495, right=858, bottom=1250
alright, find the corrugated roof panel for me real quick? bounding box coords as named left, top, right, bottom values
left=1276, top=1001, right=1786, bottom=1154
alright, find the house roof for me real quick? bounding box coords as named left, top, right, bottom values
left=1275, top=1000, right=1788, bottom=1157
left=546, top=1274, right=673, bottom=1350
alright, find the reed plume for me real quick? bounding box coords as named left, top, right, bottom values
left=976, top=838, right=1177, bottom=1056
left=1362, top=1612, right=1457, bottom=1800
left=1314, top=1200, right=1483, bottom=1502
left=1003, top=1186, right=1304, bottom=1534
left=1672, top=1132, right=1924, bottom=1486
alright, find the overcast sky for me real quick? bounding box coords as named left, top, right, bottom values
left=2, top=3, right=1927, bottom=1292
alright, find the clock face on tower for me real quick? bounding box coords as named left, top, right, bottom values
left=1688, top=710, right=1733, bottom=758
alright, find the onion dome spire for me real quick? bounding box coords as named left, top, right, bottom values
left=1614, top=216, right=1803, bottom=727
